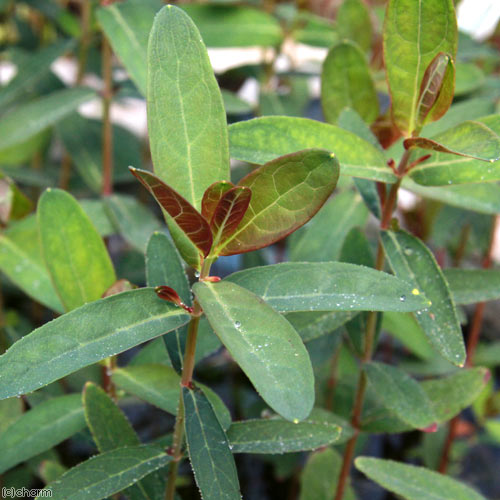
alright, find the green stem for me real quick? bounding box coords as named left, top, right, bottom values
left=164, top=258, right=213, bottom=500
left=101, top=35, right=113, bottom=196
left=334, top=150, right=409, bottom=500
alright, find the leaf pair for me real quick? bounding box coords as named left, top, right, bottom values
left=129, top=167, right=250, bottom=260
left=131, top=148, right=339, bottom=266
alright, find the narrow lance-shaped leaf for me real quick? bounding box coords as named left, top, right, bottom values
left=0, top=288, right=190, bottom=400
left=201, top=181, right=234, bottom=220
left=193, top=281, right=315, bottom=421
left=130, top=167, right=212, bottom=257
left=227, top=418, right=341, bottom=454
left=147, top=5, right=229, bottom=208
left=409, top=115, right=500, bottom=185
left=381, top=229, right=465, bottom=366
left=404, top=120, right=500, bottom=161
left=229, top=117, right=397, bottom=183
left=146, top=232, right=190, bottom=372
left=0, top=394, right=86, bottom=474
left=364, top=362, right=435, bottom=429
left=183, top=386, right=240, bottom=500
left=226, top=262, right=428, bottom=313
left=210, top=186, right=251, bottom=251
left=218, top=149, right=339, bottom=256
left=38, top=445, right=172, bottom=500
left=355, top=457, right=487, bottom=500
left=38, top=188, right=116, bottom=312
left=0, top=88, right=96, bottom=152
left=321, top=41, right=379, bottom=124
left=383, top=0, right=457, bottom=136
left=415, top=52, right=455, bottom=132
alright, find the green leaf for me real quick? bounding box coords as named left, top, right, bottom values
left=0, top=40, right=74, bottom=109
left=0, top=288, right=190, bottom=399
left=384, top=0, right=457, bottom=136
left=364, top=362, right=435, bottom=429
left=57, top=114, right=142, bottom=193
left=130, top=168, right=213, bottom=257
left=112, top=364, right=231, bottom=430
left=289, top=190, right=368, bottom=262
left=104, top=194, right=162, bottom=253
left=38, top=445, right=172, bottom=500
left=0, top=88, right=96, bottom=152
left=226, top=262, right=428, bottom=313
left=227, top=418, right=340, bottom=454
left=443, top=268, right=500, bottom=304
left=218, top=150, right=339, bottom=255
left=0, top=397, right=23, bottom=434
left=405, top=120, right=500, bottom=161
left=83, top=382, right=164, bottom=499
left=0, top=219, right=64, bottom=313
left=300, top=448, right=356, bottom=500
left=147, top=4, right=229, bottom=209
left=0, top=394, right=85, bottom=474
left=381, top=229, right=465, bottom=366
left=146, top=231, right=190, bottom=372
left=83, top=382, right=139, bottom=452
left=292, top=12, right=337, bottom=48
left=229, top=117, right=397, bottom=183
left=355, top=457, right=486, bottom=500
left=183, top=386, right=240, bottom=500
left=181, top=5, right=282, bottom=47
left=96, top=0, right=162, bottom=96
left=409, top=115, right=500, bottom=185
left=210, top=186, right=252, bottom=251
left=193, top=281, right=314, bottom=421
left=454, top=61, right=485, bottom=96
left=321, top=41, right=379, bottom=124
left=403, top=178, right=500, bottom=215
left=422, top=367, right=489, bottom=422
left=38, top=188, right=116, bottom=312
left=415, top=52, right=455, bottom=131
left=221, top=90, right=252, bottom=115
left=336, top=0, right=372, bottom=52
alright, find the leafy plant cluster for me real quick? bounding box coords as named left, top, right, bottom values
left=0, top=0, right=500, bottom=499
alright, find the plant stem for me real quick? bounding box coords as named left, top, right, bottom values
left=164, top=258, right=213, bottom=500
left=101, top=35, right=113, bottom=196
left=438, top=215, right=498, bottom=473
left=334, top=151, right=409, bottom=500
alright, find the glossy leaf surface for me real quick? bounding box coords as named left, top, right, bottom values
left=183, top=386, right=240, bottom=500
left=409, top=115, right=500, bottom=185
left=227, top=418, right=340, bottom=453
left=210, top=186, right=252, bottom=250
left=0, top=88, right=96, bottom=152
left=130, top=168, right=212, bottom=257
left=226, top=262, right=427, bottom=313
left=229, top=117, right=396, bottom=182
left=0, top=289, right=190, bottom=399
left=381, top=230, right=465, bottom=366
left=147, top=5, right=229, bottom=209
left=38, top=189, right=116, bottom=312
left=364, top=362, right=435, bottom=429
left=0, top=394, right=85, bottom=474
left=444, top=268, right=500, bottom=304
left=321, top=41, right=379, bottom=124
left=39, top=446, right=172, bottom=500
left=193, top=281, right=314, bottom=421
left=384, top=0, right=457, bottom=136
left=355, top=457, right=486, bottom=500
left=218, top=149, right=339, bottom=255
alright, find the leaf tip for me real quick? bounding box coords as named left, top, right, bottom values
left=411, top=288, right=420, bottom=296
left=420, top=422, right=438, bottom=433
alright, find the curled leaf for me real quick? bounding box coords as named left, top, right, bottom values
left=201, top=180, right=234, bottom=220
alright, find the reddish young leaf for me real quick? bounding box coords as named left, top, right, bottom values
left=201, top=181, right=234, bottom=220
left=211, top=186, right=252, bottom=250
left=155, top=285, right=193, bottom=313
left=129, top=167, right=212, bottom=257
left=102, top=279, right=136, bottom=298
left=415, top=52, right=455, bottom=132
left=217, top=149, right=339, bottom=256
